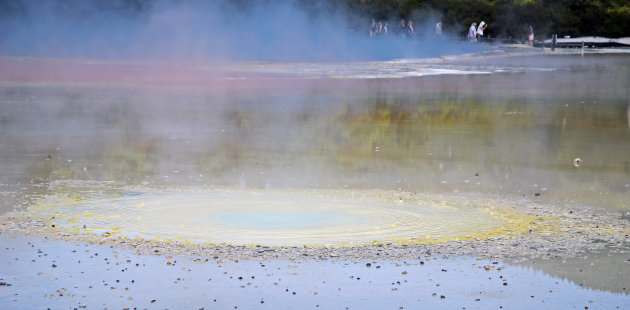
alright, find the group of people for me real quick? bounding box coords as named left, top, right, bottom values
left=369, top=18, right=494, bottom=42
left=369, top=19, right=415, bottom=38
left=468, top=21, right=535, bottom=44
left=467, top=21, right=487, bottom=41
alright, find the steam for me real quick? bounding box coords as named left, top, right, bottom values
left=0, top=0, right=484, bottom=61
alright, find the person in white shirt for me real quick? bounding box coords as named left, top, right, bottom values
left=467, top=22, right=477, bottom=41
left=435, top=22, right=442, bottom=35
left=477, top=21, right=487, bottom=40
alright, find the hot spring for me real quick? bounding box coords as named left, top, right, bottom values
left=28, top=188, right=531, bottom=246
left=1, top=51, right=629, bottom=248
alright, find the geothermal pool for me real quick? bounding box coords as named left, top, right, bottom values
left=28, top=188, right=530, bottom=246
left=1, top=50, right=629, bottom=244
left=1, top=51, right=630, bottom=309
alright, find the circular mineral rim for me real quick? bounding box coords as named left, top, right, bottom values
left=26, top=188, right=534, bottom=246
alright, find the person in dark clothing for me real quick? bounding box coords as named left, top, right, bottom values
left=369, top=19, right=378, bottom=37
left=398, top=19, right=407, bottom=37
left=407, top=20, right=415, bottom=37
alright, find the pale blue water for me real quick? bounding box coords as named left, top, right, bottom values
left=35, top=189, right=515, bottom=246
left=215, top=212, right=344, bottom=229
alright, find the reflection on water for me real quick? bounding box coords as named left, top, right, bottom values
left=1, top=54, right=629, bottom=211
left=518, top=245, right=630, bottom=295
left=31, top=189, right=529, bottom=246
left=2, top=234, right=628, bottom=309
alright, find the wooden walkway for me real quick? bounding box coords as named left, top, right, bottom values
left=538, top=36, right=630, bottom=48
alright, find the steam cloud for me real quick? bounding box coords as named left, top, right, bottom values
left=0, top=0, right=483, bottom=61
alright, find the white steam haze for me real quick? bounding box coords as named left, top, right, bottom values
left=0, top=0, right=485, bottom=61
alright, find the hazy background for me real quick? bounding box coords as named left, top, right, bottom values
left=0, top=0, right=485, bottom=61
left=2, top=0, right=628, bottom=61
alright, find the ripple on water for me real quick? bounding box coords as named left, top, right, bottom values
left=30, top=189, right=532, bottom=246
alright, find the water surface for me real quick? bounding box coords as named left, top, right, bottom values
left=1, top=51, right=629, bottom=303
left=1, top=52, right=629, bottom=212
left=30, top=188, right=529, bottom=245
